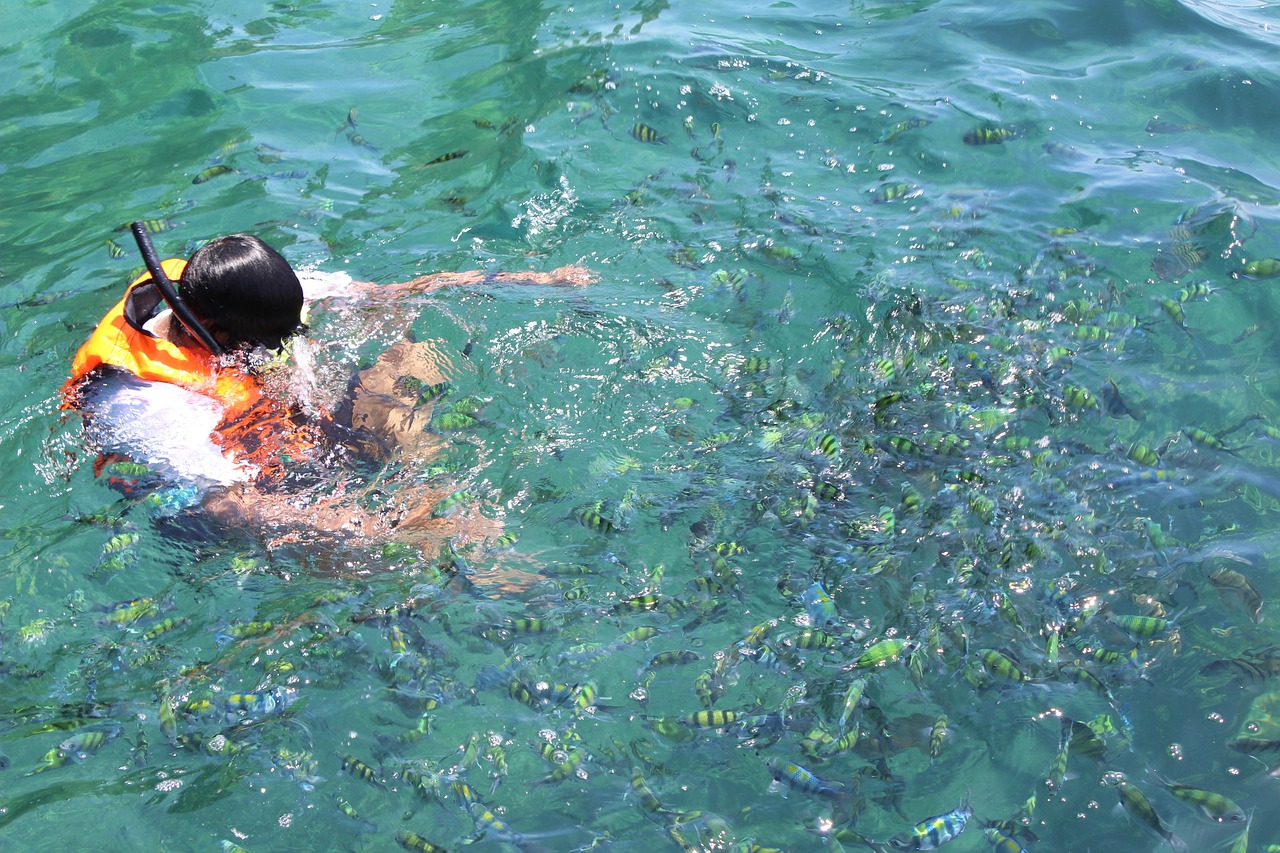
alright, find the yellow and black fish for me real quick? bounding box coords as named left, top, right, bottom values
left=193, top=164, right=235, bottom=185
left=963, top=125, right=1022, bottom=145
left=423, top=150, right=468, bottom=167
left=630, top=123, right=666, bottom=144
left=1236, top=258, right=1280, bottom=279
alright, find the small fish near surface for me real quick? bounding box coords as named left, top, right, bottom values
left=630, top=123, right=667, bottom=144
left=1145, top=117, right=1207, bottom=134
left=963, top=125, right=1024, bottom=145
left=1100, top=378, right=1142, bottom=420
left=888, top=793, right=973, bottom=850
left=765, top=757, right=846, bottom=799
left=1111, top=775, right=1187, bottom=851
left=984, top=823, right=1037, bottom=853
left=1234, top=258, right=1280, bottom=280
left=1151, top=240, right=1208, bottom=281
left=395, top=830, right=450, bottom=853
left=422, top=150, right=468, bottom=167
left=847, top=638, right=916, bottom=670
left=1042, top=140, right=1080, bottom=158
left=801, top=581, right=839, bottom=627
left=878, top=117, right=932, bottom=144
left=1205, top=566, right=1262, bottom=622
left=59, top=721, right=123, bottom=760
left=193, top=164, right=235, bottom=185
left=1199, top=654, right=1280, bottom=684
left=346, top=129, right=380, bottom=151
left=119, top=217, right=179, bottom=234
left=573, top=503, right=619, bottom=535
left=1150, top=772, right=1246, bottom=824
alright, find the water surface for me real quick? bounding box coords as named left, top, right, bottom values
left=4, top=0, right=1280, bottom=850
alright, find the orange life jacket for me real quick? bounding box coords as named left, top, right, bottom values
left=64, top=261, right=321, bottom=486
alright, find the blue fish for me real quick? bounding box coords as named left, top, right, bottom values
left=801, top=581, right=839, bottom=627
left=766, top=757, right=845, bottom=799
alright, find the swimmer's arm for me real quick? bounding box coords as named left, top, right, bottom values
left=352, top=265, right=599, bottom=295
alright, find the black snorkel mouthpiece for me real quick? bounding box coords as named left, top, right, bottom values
left=130, top=221, right=224, bottom=356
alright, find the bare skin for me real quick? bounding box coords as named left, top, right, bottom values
left=162, top=264, right=599, bottom=348
left=195, top=263, right=598, bottom=584
left=380, top=264, right=599, bottom=294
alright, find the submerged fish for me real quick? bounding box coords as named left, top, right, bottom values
left=878, top=117, right=931, bottom=144
left=766, top=757, right=845, bottom=799
left=1151, top=773, right=1246, bottom=824
left=1105, top=774, right=1185, bottom=850
left=847, top=638, right=916, bottom=670
left=1100, top=379, right=1141, bottom=420
left=889, top=794, right=973, bottom=850
left=423, top=150, right=468, bottom=167
left=963, top=125, right=1023, bottom=145
left=1236, top=258, right=1280, bottom=279
left=395, top=830, right=449, bottom=853
left=1200, top=656, right=1280, bottom=683
left=1145, top=118, right=1206, bottom=134
left=193, top=164, right=234, bottom=184
left=801, top=581, right=839, bottom=627
left=983, top=824, right=1033, bottom=853
left=1206, top=567, right=1262, bottom=621
left=630, top=123, right=666, bottom=144
left=59, top=722, right=122, bottom=759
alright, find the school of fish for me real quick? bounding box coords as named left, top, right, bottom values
left=9, top=47, right=1280, bottom=853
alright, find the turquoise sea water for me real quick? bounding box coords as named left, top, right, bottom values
left=6, top=0, right=1280, bottom=850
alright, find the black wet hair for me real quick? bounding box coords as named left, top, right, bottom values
left=180, top=234, right=304, bottom=351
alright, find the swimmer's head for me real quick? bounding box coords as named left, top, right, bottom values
left=181, top=235, right=304, bottom=351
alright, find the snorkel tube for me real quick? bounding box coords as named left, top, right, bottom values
left=130, top=221, right=225, bottom=356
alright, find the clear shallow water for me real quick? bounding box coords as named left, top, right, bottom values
left=6, top=0, right=1280, bottom=850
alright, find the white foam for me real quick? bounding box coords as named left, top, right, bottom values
left=80, top=373, right=253, bottom=487
left=297, top=268, right=355, bottom=302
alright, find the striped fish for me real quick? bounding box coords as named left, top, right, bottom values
left=765, top=757, right=845, bottom=799
left=630, top=123, right=666, bottom=144
left=889, top=794, right=972, bottom=850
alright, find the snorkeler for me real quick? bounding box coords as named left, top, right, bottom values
left=64, top=227, right=595, bottom=564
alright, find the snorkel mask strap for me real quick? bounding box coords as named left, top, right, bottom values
left=130, top=221, right=224, bottom=356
